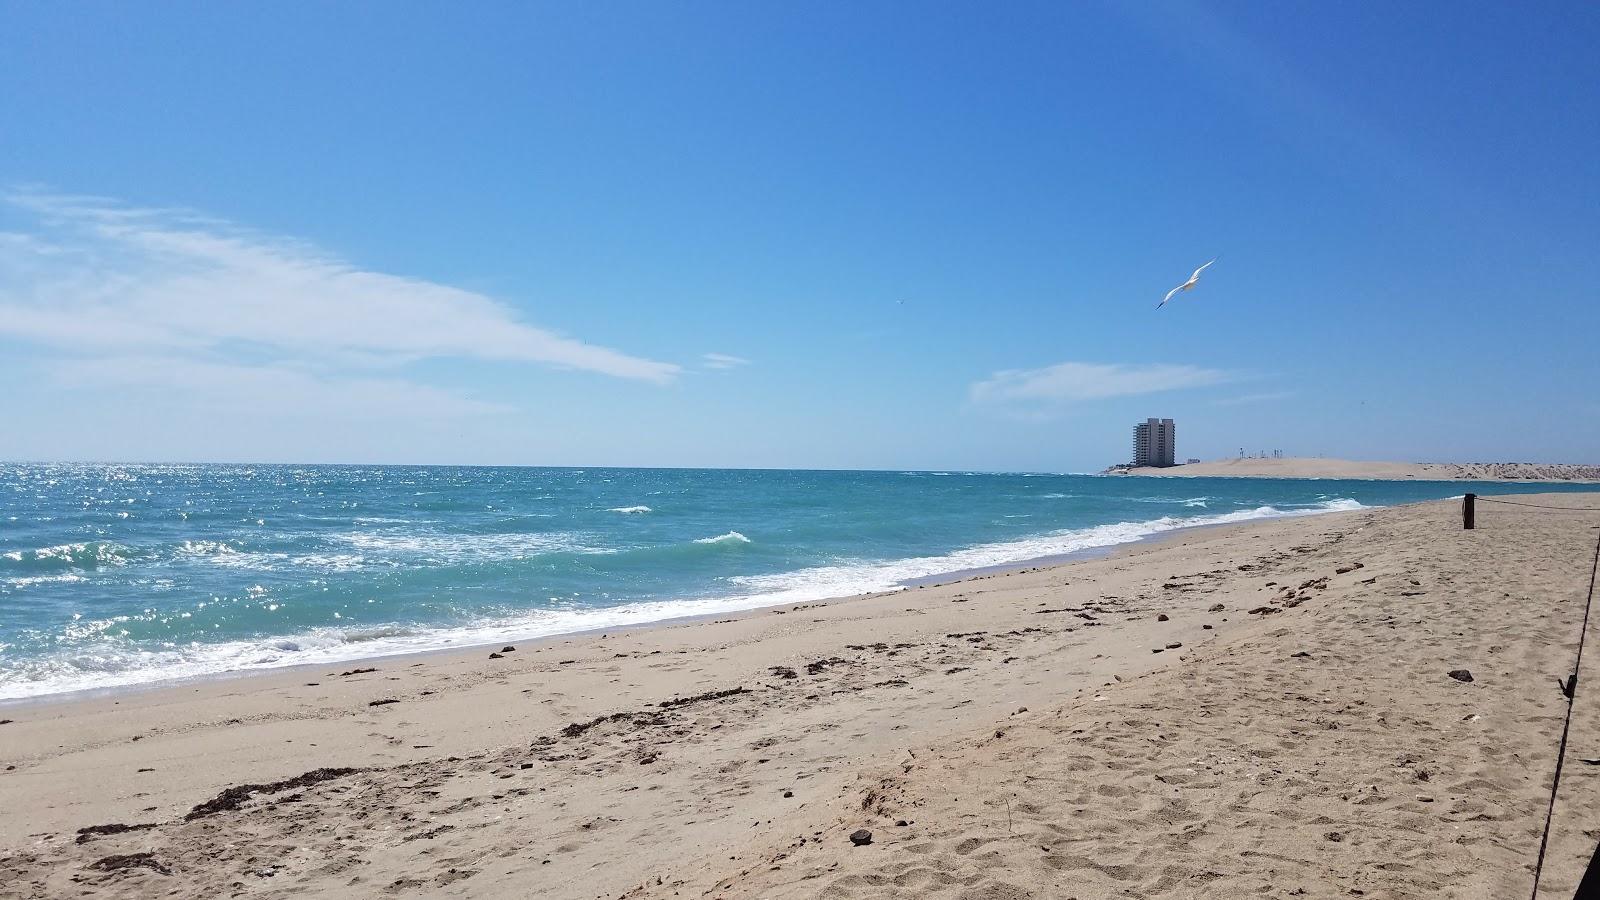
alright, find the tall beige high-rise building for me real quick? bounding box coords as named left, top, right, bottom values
left=1133, top=418, right=1176, bottom=468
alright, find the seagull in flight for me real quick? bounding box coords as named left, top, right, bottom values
left=1158, top=259, right=1216, bottom=309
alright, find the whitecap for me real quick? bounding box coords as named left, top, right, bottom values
left=3, top=573, right=87, bottom=588
left=333, top=530, right=611, bottom=561
left=175, top=540, right=239, bottom=557
left=694, top=531, right=751, bottom=545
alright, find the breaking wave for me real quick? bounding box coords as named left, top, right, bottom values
left=694, top=531, right=751, bottom=545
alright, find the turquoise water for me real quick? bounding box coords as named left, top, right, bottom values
left=2, top=463, right=1594, bottom=699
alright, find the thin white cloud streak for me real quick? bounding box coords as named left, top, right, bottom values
left=49, top=356, right=509, bottom=419
left=701, top=352, right=751, bottom=370
left=0, top=190, right=681, bottom=384
left=1214, top=390, right=1295, bottom=406
left=969, top=361, right=1235, bottom=406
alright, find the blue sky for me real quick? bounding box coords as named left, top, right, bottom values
left=1, top=1, right=1597, bottom=470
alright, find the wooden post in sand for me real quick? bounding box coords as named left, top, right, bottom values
left=1463, top=493, right=1476, bottom=530
left=1572, top=837, right=1600, bottom=898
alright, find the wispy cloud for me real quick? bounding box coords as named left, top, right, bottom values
left=0, top=190, right=681, bottom=417
left=969, top=361, right=1236, bottom=411
left=701, top=352, right=751, bottom=370
left=49, top=355, right=511, bottom=419
left=1214, top=390, right=1294, bottom=406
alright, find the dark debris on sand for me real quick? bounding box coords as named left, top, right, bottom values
left=559, top=712, right=638, bottom=740
left=88, top=852, right=172, bottom=875
left=655, top=687, right=749, bottom=710
left=75, top=823, right=157, bottom=844
left=185, top=767, right=362, bottom=820
left=552, top=688, right=752, bottom=741
left=806, top=657, right=848, bottom=675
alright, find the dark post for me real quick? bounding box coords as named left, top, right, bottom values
left=1572, top=836, right=1600, bottom=898
left=1463, top=493, right=1476, bottom=530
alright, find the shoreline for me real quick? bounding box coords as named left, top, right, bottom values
left=1112, top=457, right=1600, bottom=482
left=0, top=539, right=1128, bottom=713
left=6, top=493, right=1600, bottom=897
left=0, top=499, right=1366, bottom=708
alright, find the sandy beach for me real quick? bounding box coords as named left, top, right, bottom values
left=7, top=5, right=1597, bottom=898
left=4, top=493, right=1600, bottom=899
left=1118, top=458, right=1600, bottom=482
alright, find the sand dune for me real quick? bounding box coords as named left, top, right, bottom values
left=3, top=495, right=1600, bottom=899
left=1117, top=457, right=1600, bottom=482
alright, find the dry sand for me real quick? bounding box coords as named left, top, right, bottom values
left=1119, top=457, right=1600, bottom=482
left=4, top=494, right=1600, bottom=899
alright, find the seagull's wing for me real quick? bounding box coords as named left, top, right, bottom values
left=1190, top=259, right=1216, bottom=281
left=1158, top=285, right=1183, bottom=307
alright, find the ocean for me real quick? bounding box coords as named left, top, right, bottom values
left=2, top=463, right=1593, bottom=700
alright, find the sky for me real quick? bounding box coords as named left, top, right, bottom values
left=1, top=1, right=1597, bottom=471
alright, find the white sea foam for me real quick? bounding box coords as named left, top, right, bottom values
left=290, top=553, right=374, bottom=573
left=607, top=506, right=652, bottom=514
left=0, top=587, right=836, bottom=699
left=1, top=542, right=133, bottom=569
left=725, top=499, right=1365, bottom=606
left=333, top=530, right=611, bottom=560
left=694, top=531, right=751, bottom=544
left=175, top=540, right=240, bottom=557
left=3, top=573, right=87, bottom=589
left=1309, top=499, right=1363, bottom=512
left=0, top=499, right=1364, bottom=700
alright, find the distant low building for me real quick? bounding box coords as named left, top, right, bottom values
left=1133, top=418, right=1176, bottom=468
left=1185, top=458, right=1201, bottom=465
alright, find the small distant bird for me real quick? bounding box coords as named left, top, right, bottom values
left=1158, top=259, right=1216, bottom=309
